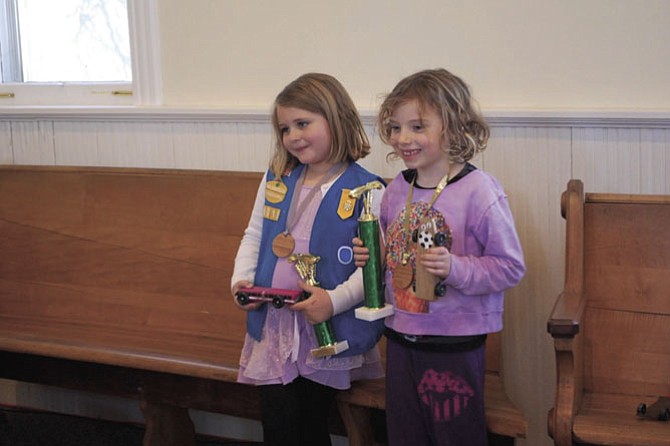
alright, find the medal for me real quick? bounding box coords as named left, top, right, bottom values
left=270, top=163, right=347, bottom=259
left=393, top=260, right=414, bottom=290
left=395, top=171, right=453, bottom=294
left=272, top=232, right=295, bottom=258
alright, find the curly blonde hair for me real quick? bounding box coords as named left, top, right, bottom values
left=378, top=68, right=489, bottom=163
left=269, top=73, right=370, bottom=179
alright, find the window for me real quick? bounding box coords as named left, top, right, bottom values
left=0, top=0, right=161, bottom=106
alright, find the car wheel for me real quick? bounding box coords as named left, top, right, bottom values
left=434, top=283, right=447, bottom=297
left=637, top=403, right=647, bottom=416
left=237, top=293, right=249, bottom=305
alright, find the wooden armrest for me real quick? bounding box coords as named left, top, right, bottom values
left=548, top=179, right=586, bottom=446
left=549, top=179, right=585, bottom=339
left=547, top=290, right=585, bottom=337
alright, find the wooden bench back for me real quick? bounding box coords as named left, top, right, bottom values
left=0, top=166, right=262, bottom=380
left=581, top=192, right=670, bottom=396
left=0, top=165, right=504, bottom=379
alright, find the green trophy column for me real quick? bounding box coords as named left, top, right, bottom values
left=313, top=320, right=337, bottom=347
left=349, top=181, right=394, bottom=321
left=359, top=218, right=384, bottom=309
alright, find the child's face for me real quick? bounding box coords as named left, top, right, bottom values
left=388, top=100, right=450, bottom=183
left=276, top=106, right=333, bottom=170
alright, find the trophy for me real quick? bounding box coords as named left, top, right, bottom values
left=287, top=253, right=349, bottom=358
left=413, top=217, right=452, bottom=300
left=349, top=181, right=394, bottom=321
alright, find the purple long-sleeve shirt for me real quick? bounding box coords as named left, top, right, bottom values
left=381, top=167, right=526, bottom=337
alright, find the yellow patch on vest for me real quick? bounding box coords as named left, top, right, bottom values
left=265, top=180, right=288, bottom=204
left=263, top=205, right=281, bottom=221
left=337, top=189, right=356, bottom=220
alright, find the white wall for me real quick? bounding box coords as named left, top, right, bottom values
left=158, top=0, right=670, bottom=110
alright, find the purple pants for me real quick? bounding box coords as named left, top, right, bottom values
left=385, top=336, right=488, bottom=446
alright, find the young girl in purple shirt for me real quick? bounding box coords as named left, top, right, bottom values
left=354, top=68, right=526, bottom=446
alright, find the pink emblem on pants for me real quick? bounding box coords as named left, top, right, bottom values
left=417, top=369, right=475, bottom=422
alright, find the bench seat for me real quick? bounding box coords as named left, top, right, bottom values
left=570, top=393, right=670, bottom=446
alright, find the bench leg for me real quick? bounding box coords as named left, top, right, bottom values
left=487, top=432, right=516, bottom=446
left=337, top=400, right=381, bottom=446
left=140, top=399, right=196, bottom=446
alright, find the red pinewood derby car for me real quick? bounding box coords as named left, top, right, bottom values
left=236, top=286, right=309, bottom=309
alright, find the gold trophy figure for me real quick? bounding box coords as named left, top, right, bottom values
left=349, top=181, right=394, bottom=320
left=287, top=253, right=349, bottom=358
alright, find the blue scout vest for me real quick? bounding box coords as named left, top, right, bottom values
left=247, top=162, right=385, bottom=357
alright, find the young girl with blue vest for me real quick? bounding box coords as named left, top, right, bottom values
left=231, top=73, right=385, bottom=446
left=353, top=68, right=526, bottom=446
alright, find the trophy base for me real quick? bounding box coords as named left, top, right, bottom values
left=310, top=340, right=349, bottom=358
left=355, top=304, right=394, bottom=321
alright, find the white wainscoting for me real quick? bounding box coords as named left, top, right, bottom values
left=1, top=109, right=669, bottom=446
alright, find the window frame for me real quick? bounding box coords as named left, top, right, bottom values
left=0, top=0, right=161, bottom=106
left=0, top=0, right=21, bottom=83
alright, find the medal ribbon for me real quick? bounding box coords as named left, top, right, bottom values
left=284, top=162, right=347, bottom=236
left=400, top=172, right=451, bottom=265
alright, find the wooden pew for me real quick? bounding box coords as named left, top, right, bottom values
left=547, top=179, right=670, bottom=446
left=0, top=165, right=527, bottom=445
left=0, top=165, right=260, bottom=445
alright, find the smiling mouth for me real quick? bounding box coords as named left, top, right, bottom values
left=400, top=149, right=421, bottom=157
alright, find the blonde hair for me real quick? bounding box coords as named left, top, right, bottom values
left=378, top=68, right=489, bottom=163
left=269, top=73, right=371, bottom=179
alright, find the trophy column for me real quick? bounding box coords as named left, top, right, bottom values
left=288, top=253, right=349, bottom=358
left=349, top=181, right=394, bottom=321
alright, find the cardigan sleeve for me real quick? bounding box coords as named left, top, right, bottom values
left=230, top=175, right=266, bottom=288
